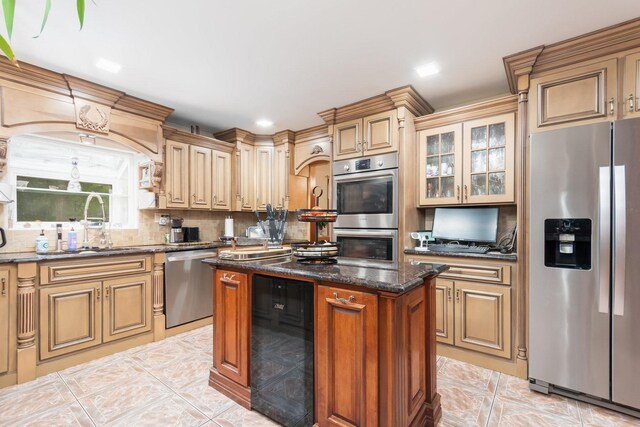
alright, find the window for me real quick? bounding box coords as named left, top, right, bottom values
left=6, top=134, right=144, bottom=229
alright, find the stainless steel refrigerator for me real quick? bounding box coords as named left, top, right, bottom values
left=529, top=117, right=640, bottom=415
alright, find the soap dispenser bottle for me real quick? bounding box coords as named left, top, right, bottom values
left=68, top=219, right=77, bottom=251
left=36, top=230, right=49, bottom=254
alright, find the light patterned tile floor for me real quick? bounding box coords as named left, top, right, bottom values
left=1, top=325, right=638, bottom=426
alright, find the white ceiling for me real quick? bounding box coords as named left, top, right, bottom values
left=10, top=1, right=640, bottom=134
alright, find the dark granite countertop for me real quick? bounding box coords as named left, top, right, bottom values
left=203, top=257, right=448, bottom=294
left=404, top=248, right=517, bottom=262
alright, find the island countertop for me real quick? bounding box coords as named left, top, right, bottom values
left=203, top=256, right=448, bottom=293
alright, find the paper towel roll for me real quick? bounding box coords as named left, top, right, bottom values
left=224, top=217, right=234, bottom=237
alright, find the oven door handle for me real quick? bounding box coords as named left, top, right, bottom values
left=335, top=230, right=398, bottom=238
left=333, top=168, right=398, bottom=183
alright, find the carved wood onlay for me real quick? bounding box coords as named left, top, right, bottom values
left=310, top=145, right=324, bottom=155
left=414, top=95, right=518, bottom=131
left=317, top=85, right=432, bottom=125
left=151, top=161, right=163, bottom=188
left=162, top=126, right=234, bottom=153
left=17, top=264, right=37, bottom=349
left=75, top=100, right=111, bottom=134
left=152, top=261, right=164, bottom=316
left=0, top=138, right=7, bottom=175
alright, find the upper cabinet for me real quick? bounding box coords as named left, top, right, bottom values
left=623, top=51, right=640, bottom=118
left=333, top=111, right=397, bottom=160
left=162, top=127, right=234, bottom=211
left=254, top=145, right=273, bottom=211
left=415, top=98, right=517, bottom=207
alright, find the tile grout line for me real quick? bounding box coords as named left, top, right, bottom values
left=56, top=371, right=98, bottom=427
left=484, top=372, right=501, bottom=427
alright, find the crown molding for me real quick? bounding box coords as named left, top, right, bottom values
left=294, top=124, right=329, bottom=143
left=115, top=95, right=173, bottom=122
left=162, top=126, right=234, bottom=152
left=214, top=127, right=256, bottom=145
left=414, top=95, right=517, bottom=131
left=503, top=46, right=544, bottom=94
left=63, top=75, right=124, bottom=106
left=317, top=85, right=432, bottom=125
left=272, top=129, right=295, bottom=145
left=0, top=58, right=69, bottom=95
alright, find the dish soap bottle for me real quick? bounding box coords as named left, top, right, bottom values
left=67, top=220, right=77, bottom=251
left=36, top=230, right=48, bottom=254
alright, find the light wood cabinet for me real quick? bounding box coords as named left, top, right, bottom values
left=165, top=140, right=190, bottom=208
left=103, top=275, right=151, bottom=343
left=623, top=51, right=640, bottom=118
left=435, top=279, right=454, bottom=345
left=529, top=58, right=618, bottom=130
left=40, top=282, right=102, bottom=360
left=333, top=111, right=397, bottom=160
left=212, top=150, right=232, bottom=210
left=189, top=145, right=212, bottom=209
left=214, top=270, right=249, bottom=386
left=454, top=281, right=511, bottom=359
left=0, top=270, right=9, bottom=374
left=237, top=143, right=255, bottom=211
left=273, top=144, right=289, bottom=210
left=316, top=285, right=378, bottom=427
left=418, top=113, right=515, bottom=206
left=254, top=146, right=273, bottom=211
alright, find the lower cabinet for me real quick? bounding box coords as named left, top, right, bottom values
left=214, top=269, right=249, bottom=387
left=316, top=285, right=378, bottom=427
left=435, top=279, right=454, bottom=345
left=40, top=274, right=152, bottom=360
left=0, top=270, right=10, bottom=374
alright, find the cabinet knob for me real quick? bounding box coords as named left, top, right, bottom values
left=456, top=185, right=460, bottom=201
left=464, top=185, right=468, bottom=201
left=192, top=194, right=196, bottom=202
left=344, top=164, right=350, bottom=172
left=213, top=195, right=217, bottom=204
left=96, top=288, right=101, bottom=301
left=377, top=160, right=383, bottom=167
left=333, top=291, right=355, bottom=304
left=455, top=288, right=460, bottom=303
left=355, top=142, right=362, bottom=154
left=362, top=141, right=368, bottom=153
left=1, top=278, right=5, bottom=297
left=447, top=287, right=452, bottom=301
left=105, top=287, right=110, bottom=300
left=610, top=97, right=615, bottom=116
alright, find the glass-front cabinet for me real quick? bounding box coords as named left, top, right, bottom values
left=418, top=113, right=515, bottom=206
left=418, top=123, right=463, bottom=205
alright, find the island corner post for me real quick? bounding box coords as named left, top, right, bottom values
left=205, top=260, right=445, bottom=427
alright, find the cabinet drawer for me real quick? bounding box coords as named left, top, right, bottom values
left=40, top=255, right=152, bottom=285
left=440, top=263, right=511, bottom=285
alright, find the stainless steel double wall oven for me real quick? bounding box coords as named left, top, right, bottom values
left=332, top=153, right=398, bottom=267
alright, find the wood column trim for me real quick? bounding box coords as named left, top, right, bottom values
left=152, top=253, right=166, bottom=341
left=516, top=81, right=530, bottom=362
left=17, top=263, right=36, bottom=349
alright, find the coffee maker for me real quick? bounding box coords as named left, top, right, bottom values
left=170, top=218, right=184, bottom=243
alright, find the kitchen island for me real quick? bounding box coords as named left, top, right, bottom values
left=203, top=256, right=447, bottom=427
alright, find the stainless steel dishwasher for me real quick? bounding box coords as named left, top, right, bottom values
left=165, top=249, right=217, bottom=328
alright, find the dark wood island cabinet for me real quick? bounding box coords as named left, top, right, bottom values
left=203, top=257, right=447, bottom=427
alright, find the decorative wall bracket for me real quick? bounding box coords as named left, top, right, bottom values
left=0, top=139, right=7, bottom=175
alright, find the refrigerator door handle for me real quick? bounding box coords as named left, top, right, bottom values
left=614, top=165, right=626, bottom=316
left=598, top=166, right=611, bottom=314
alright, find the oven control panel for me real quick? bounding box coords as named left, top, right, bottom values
left=333, top=152, right=398, bottom=176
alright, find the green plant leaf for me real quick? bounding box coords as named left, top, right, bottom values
left=34, top=0, right=52, bottom=38
left=0, top=32, right=17, bottom=66
left=2, top=0, right=15, bottom=39
left=77, top=0, right=85, bottom=29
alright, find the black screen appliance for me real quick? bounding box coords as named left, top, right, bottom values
left=432, top=207, right=499, bottom=243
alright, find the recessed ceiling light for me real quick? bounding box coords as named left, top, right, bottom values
left=415, top=62, right=439, bottom=78
left=256, top=119, right=273, bottom=128
left=95, top=58, right=122, bottom=74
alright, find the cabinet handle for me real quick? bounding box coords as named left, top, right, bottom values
left=629, top=94, right=635, bottom=112
left=456, top=185, right=460, bottom=201
left=1, top=278, right=5, bottom=296
left=356, top=141, right=362, bottom=153
left=105, top=287, right=110, bottom=300
left=455, top=289, right=460, bottom=303
left=464, top=185, right=468, bottom=201
left=213, top=194, right=217, bottom=204
left=222, top=273, right=236, bottom=282
left=447, top=287, right=452, bottom=301
left=362, top=141, right=368, bottom=153
left=96, top=288, right=101, bottom=301
left=610, top=97, right=615, bottom=116
left=333, top=291, right=355, bottom=304
left=168, top=192, right=172, bottom=200
left=192, top=194, right=196, bottom=202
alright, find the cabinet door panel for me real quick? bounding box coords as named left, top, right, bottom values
left=462, top=113, right=515, bottom=204
left=454, top=281, right=511, bottom=359
left=530, top=58, right=617, bottom=130
left=212, top=150, right=232, bottom=210
left=166, top=140, right=189, bottom=208
left=273, top=145, right=289, bottom=210
left=238, top=143, right=255, bottom=211
left=189, top=145, right=212, bottom=209
left=214, top=270, right=249, bottom=386
left=418, top=124, right=463, bottom=206
left=40, top=282, right=102, bottom=360
left=255, top=147, right=273, bottom=211
left=316, top=286, right=377, bottom=427
left=364, top=110, right=397, bottom=155
left=0, top=270, right=9, bottom=374
left=623, top=51, right=640, bottom=118
left=103, top=275, right=151, bottom=343
left=435, top=279, right=454, bottom=345
left=334, top=119, right=361, bottom=160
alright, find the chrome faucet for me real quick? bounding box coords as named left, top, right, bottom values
left=82, top=192, right=111, bottom=249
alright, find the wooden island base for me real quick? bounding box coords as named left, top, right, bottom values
left=205, top=260, right=446, bottom=427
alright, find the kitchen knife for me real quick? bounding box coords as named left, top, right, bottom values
left=255, top=210, right=266, bottom=234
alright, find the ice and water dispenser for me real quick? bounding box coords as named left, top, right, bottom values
left=544, top=219, right=592, bottom=270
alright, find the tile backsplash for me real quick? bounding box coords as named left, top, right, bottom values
left=0, top=208, right=310, bottom=254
